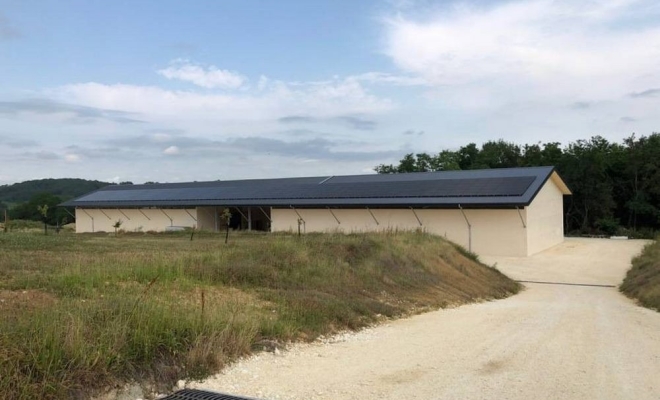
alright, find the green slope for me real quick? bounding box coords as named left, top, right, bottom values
left=0, top=178, right=111, bottom=204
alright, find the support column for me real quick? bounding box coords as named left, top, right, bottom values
left=248, top=207, right=252, bottom=231
left=81, top=208, right=95, bottom=233
left=159, top=208, right=174, bottom=226
left=327, top=207, right=340, bottom=225
left=409, top=207, right=423, bottom=226
left=458, top=204, right=472, bottom=252
left=515, top=206, right=527, bottom=228
left=366, top=207, right=379, bottom=225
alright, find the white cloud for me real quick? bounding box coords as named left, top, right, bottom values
left=163, top=145, right=180, bottom=155
left=384, top=0, right=660, bottom=104
left=158, top=59, right=246, bottom=89
left=48, top=76, right=393, bottom=123
left=350, top=72, right=426, bottom=86
left=64, top=153, right=80, bottom=162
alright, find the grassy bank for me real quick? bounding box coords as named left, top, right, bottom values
left=621, top=237, right=660, bottom=311
left=0, top=231, right=519, bottom=399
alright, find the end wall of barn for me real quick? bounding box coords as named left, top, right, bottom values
left=525, top=178, right=565, bottom=256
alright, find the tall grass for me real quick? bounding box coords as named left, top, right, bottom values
left=620, top=237, right=660, bottom=311
left=0, top=231, right=519, bottom=399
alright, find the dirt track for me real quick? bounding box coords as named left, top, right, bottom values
left=188, top=238, right=660, bottom=400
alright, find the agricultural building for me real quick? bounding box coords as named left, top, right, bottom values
left=62, top=166, right=571, bottom=257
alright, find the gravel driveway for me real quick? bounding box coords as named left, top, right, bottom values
left=187, top=238, right=660, bottom=400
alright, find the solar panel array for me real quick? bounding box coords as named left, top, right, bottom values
left=75, top=176, right=535, bottom=203
left=63, top=167, right=556, bottom=208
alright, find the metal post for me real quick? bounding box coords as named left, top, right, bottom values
left=458, top=204, right=472, bottom=252
left=117, top=209, right=131, bottom=220
left=247, top=207, right=252, bottom=231
left=233, top=207, right=248, bottom=225
left=366, top=207, right=379, bottom=225
left=63, top=207, right=76, bottom=220
left=290, top=206, right=305, bottom=224
left=409, top=207, right=423, bottom=226
left=184, top=209, right=197, bottom=222
left=214, top=207, right=219, bottom=232
left=258, top=206, right=272, bottom=222
left=81, top=208, right=95, bottom=233
left=515, top=206, right=527, bottom=228
left=138, top=209, right=151, bottom=220
left=159, top=208, right=174, bottom=226
left=290, top=206, right=305, bottom=233
left=327, top=207, right=340, bottom=224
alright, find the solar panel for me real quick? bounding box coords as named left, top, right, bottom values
left=63, top=167, right=555, bottom=208
left=78, top=176, right=535, bottom=202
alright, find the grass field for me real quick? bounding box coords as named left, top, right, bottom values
left=621, top=237, right=660, bottom=312
left=0, top=230, right=520, bottom=399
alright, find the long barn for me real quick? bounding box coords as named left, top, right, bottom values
left=62, top=166, right=571, bottom=257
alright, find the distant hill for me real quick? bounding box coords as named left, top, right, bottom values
left=0, top=178, right=111, bottom=205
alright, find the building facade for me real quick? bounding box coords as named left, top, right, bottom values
left=65, top=167, right=571, bottom=257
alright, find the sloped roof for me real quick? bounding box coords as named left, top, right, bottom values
left=61, top=166, right=570, bottom=209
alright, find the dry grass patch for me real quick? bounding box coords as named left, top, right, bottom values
left=621, top=237, right=660, bottom=311
left=0, top=289, right=58, bottom=313
left=0, top=231, right=519, bottom=399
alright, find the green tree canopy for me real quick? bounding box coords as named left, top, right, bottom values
left=9, top=193, right=69, bottom=226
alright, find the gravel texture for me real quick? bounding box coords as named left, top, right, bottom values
left=176, top=238, right=660, bottom=400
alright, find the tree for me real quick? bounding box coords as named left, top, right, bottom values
left=222, top=208, right=232, bottom=244
left=37, top=204, right=49, bottom=235
left=457, top=143, right=479, bottom=170
left=10, top=193, right=67, bottom=226
left=112, top=219, right=123, bottom=236
left=436, top=150, right=461, bottom=171
left=397, top=153, right=420, bottom=172
left=373, top=163, right=398, bottom=174
left=559, top=136, right=617, bottom=232
left=476, top=140, right=521, bottom=168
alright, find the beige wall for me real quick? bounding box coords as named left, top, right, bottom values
left=526, top=179, right=565, bottom=255
left=271, top=207, right=528, bottom=257
left=75, top=208, right=197, bottom=233
left=196, top=206, right=218, bottom=231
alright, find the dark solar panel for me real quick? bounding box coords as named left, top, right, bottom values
left=64, top=167, right=557, bottom=208
left=77, top=176, right=535, bottom=203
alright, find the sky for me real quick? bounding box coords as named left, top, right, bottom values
left=1, top=0, right=660, bottom=185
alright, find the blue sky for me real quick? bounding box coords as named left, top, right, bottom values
left=1, top=0, right=660, bottom=184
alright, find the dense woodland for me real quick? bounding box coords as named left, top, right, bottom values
left=376, top=134, right=660, bottom=237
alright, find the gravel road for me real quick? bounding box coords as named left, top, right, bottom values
left=185, top=238, right=660, bottom=400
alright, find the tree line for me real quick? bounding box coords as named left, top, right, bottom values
left=0, top=179, right=111, bottom=227
left=375, top=134, right=660, bottom=237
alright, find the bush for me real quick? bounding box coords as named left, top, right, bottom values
left=620, top=237, right=660, bottom=311
left=595, top=217, right=620, bottom=236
